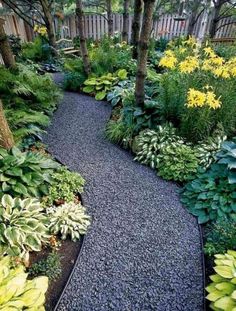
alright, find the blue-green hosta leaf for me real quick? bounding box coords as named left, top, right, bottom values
left=228, top=172, right=236, bottom=184
left=12, top=183, right=28, bottom=196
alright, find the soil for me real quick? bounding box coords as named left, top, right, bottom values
left=30, top=238, right=83, bottom=311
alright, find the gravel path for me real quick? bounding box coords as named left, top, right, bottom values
left=44, top=89, right=204, bottom=311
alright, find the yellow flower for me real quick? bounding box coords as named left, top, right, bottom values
left=206, top=91, right=221, bottom=109
left=213, top=66, right=230, bottom=79
left=186, top=88, right=206, bottom=108
left=179, top=47, right=187, bottom=54
left=179, top=56, right=199, bottom=74
left=203, top=47, right=216, bottom=58
left=159, top=50, right=177, bottom=69
left=34, top=25, right=39, bottom=32
left=184, top=36, right=197, bottom=47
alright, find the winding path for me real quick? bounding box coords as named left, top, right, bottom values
left=44, top=86, right=204, bottom=311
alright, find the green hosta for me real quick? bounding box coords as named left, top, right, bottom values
left=47, top=202, right=91, bottom=242
left=157, top=143, right=199, bottom=182
left=206, top=250, right=236, bottom=310
left=197, top=134, right=227, bottom=169
left=218, top=140, right=236, bottom=184
left=134, top=123, right=182, bottom=169
left=0, top=147, right=60, bottom=198
left=0, top=255, right=48, bottom=310
left=107, top=79, right=134, bottom=107
left=181, top=164, right=236, bottom=224
left=47, top=167, right=85, bottom=205
left=0, top=195, right=50, bottom=260
left=83, top=69, right=127, bottom=101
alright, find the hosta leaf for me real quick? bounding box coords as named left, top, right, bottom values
left=95, top=91, right=106, bottom=101
left=214, top=296, right=236, bottom=310
left=12, top=183, right=28, bottom=196
left=214, top=266, right=234, bottom=279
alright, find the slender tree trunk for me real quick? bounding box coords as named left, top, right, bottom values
left=76, top=0, right=91, bottom=76
left=106, top=0, right=113, bottom=37
left=0, top=100, right=14, bottom=150
left=209, top=0, right=222, bottom=38
left=187, top=12, right=197, bottom=36
left=40, top=0, right=56, bottom=48
left=131, top=0, right=143, bottom=59
left=135, top=0, right=156, bottom=107
left=0, top=18, right=16, bottom=68
left=122, top=0, right=130, bottom=42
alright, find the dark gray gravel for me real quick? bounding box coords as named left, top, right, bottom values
left=44, top=90, right=204, bottom=311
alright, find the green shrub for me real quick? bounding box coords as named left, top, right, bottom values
left=21, top=36, right=52, bottom=62
left=47, top=202, right=91, bottom=242
left=29, top=252, right=61, bottom=281
left=0, top=256, right=48, bottom=310
left=134, top=123, right=181, bottom=169
left=181, top=164, right=236, bottom=224
left=0, top=195, right=50, bottom=260
left=105, top=118, right=134, bottom=148
left=206, top=250, right=236, bottom=310
left=204, top=219, right=236, bottom=256
left=157, top=143, right=199, bottom=182
left=107, top=79, right=134, bottom=107
left=47, top=167, right=85, bottom=205
left=63, top=71, right=86, bottom=91
left=0, top=147, right=59, bottom=198
left=83, top=69, right=127, bottom=100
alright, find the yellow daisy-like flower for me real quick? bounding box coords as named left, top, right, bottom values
left=206, top=91, right=221, bottom=109
left=184, top=36, right=197, bottom=47
left=186, top=88, right=206, bottom=108
left=159, top=50, right=177, bottom=69
left=179, top=56, right=199, bottom=74
left=203, top=47, right=216, bottom=58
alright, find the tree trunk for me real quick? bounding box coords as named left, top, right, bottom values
left=0, top=100, right=14, bottom=150
left=209, top=0, right=222, bottom=38
left=76, top=0, right=91, bottom=76
left=187, top=12, right=197, bottom=36
left=0, top=18, right=16, bottom=68
left=106, top=0, right=113, bottom=37
left=131, top=0, right=143, bottom=59
left=135, top=0, right=155, bottom=107
left=122, top=0, right=130, bottom=42
left=40, top=0, right=56, bottom=48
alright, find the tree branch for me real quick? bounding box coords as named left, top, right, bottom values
left=216, top=19, right=236, bottom=31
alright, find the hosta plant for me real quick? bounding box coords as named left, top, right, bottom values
left=181, top=164, right=236, bottom=224
left=217, top=140, right=236, bottom=184
left=157, top=142, right=199, bottom=182
left=204, top=219, right=236, bottom=256
left=206, top=250, right=236, bottom=310
left=0, top=195, right=50, bottom=261
left=47, top=202, right=91, bottom=242
left=46, top=167, right=85, bottom=205
left=107, top=79, right=134, bottom=107
left=197, top=133, right=227, bottom=169
left=0, top=147, right=60, bottom=198
left=83, top=69, right=127, bottom=101
left=134, top=123, right=182, bottom=169
left=0, top=255, right=48, bottom=310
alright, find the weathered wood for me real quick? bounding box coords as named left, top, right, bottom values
left=122, top=0, right=130, bottom=42
left=0, top=100, right=14, bottom=150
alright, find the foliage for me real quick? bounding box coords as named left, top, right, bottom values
left=47, top=202, right=91, bottom=242
left=217, top=140, right=236, bottom=184
left=29, top=252, right=61, bottom=281
left=107, top=79, right=134, bottom=107
left=157, top=142, right=199, bottom=182
left=0, top=255, right=48, bottom=310
left=158, top=38, right=236, bottom=142
left=8, top=34, right=22, bottom=56
left=0, top=147, right=59, bottom=198
left=21, top=36, right=52, bottom=62
left=46, top=167, right=85, bottom=205
left=197, top=130, right=227, bottom=169
left=181, top=164, right=236, bottom=224
left=83, top=69, right=128, bottom=100
left=64, top=71, right=86, bottom=91
left=0, top=195, right=50, bottom=260
left=204, top=219, right=236, bottom=257
left=134, top=123, right=181, bottom=169
left=206, top=250, right=236, bottom=311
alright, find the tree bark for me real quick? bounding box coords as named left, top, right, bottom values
left=0, top=18, right=16, bottom=68
left=106, top=0, right=113, bottom=37
left=40, top=0, right=56, bottom=48
left=76, top=0, right=91, bottom=76
left=122, top=0, right=130, bottom=42
left=0, top=100, right=14, bottom=150
left=209, top=0, right=223, bottom=38
left=135, top=0, right=155, bottom=107
left=131, top=0, right=143, bottom=59
left=187, top=11, right=197, bottom=36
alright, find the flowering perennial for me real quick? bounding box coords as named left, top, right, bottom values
left=186, top=88, right=221, bottom=110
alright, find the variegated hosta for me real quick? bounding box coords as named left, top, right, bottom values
left=47, top=202, right=91, bottom=242
left=0, top=255, right=48, bottom=310
left=197, top=134, right=227, bottom=169
left=0, top=195, right=50, bottom=261
left=134, top=123, right=183, bottom=169
left=206, top=250, right=236, bottom=311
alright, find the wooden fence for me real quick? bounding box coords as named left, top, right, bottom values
left=1, top=12, right=236, bottom=43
